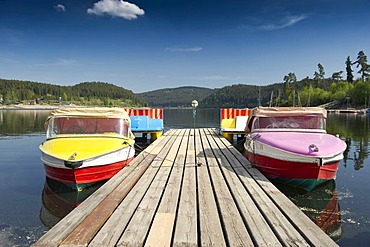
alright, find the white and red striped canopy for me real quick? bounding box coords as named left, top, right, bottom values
left=124, top=108, right=163, bottom=119
left=220, top=108, right=250, bottom=120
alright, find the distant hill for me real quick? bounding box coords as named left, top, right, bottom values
left=2, top=77, right=359, bottom=109
left=137, top=86, right=214, bottom=107
left=137, top=84, right=288, bottom=108
left=0, top=79, right=147, bottom=107
left=200, top=83, right=284, bottom=108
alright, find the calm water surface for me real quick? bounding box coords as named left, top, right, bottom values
left=0, top=109, right=369, bottom=246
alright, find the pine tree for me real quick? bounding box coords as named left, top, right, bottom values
left=314, top=63, right=325, bottom=87
left=346, top=56, right=354, bottom=83
left=332, top=71, right=343, bottom=83
left=353, top=51, right=370, bottom=81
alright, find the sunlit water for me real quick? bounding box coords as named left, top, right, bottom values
left=0, top=109, right=369, bottom=246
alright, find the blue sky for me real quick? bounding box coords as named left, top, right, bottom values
left=1, top=0, right=370, bottom=93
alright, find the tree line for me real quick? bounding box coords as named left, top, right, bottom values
left=137, top=86, right=214, bottom=107
left=278, top=50, right=370, bottom=108
left=0, top=80, right=147, bottom=107
left=1, top=50, right=369, bottom=109
left=201, top=50, right=370, bottom=108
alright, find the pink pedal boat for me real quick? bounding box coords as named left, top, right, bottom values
left=244, top=107, right=347, bottom=191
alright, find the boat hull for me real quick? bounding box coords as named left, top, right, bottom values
left=244, top=150, right=340, bottom=190
left=42, top=157, right=134, bottom=190
left=244, top=132, right=345, bottom=190
left=40, top=142, right=135, bottom=190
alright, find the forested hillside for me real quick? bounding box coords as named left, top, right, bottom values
left=137, top=86, right=214, bottom=107
left=0, top=79, right=147, bottom=107
left=199, top=79, right=365, bottom=109
left=1, top=50, right=370, bottom=109
left=200, top=84, right=281, bottom=108
left=201, top=51, right=370, bottom=108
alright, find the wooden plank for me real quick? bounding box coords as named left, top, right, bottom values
left=212, top=131, right=309, bottom=245
left=215, top=129, right=338, bottom=246
left=59, top=155, right=153, bottom=246
left=88, top=129, right=182, bottom=246
left=214, top=129, right=337, bottom=246
left=35, top=128, right=338, bottom=247
left=195, top=129, right=226, bottom=246
left=145, top=129, right=188, bottom=247
left=116, top=129, right=184, bottom=246
left=89, top=157, right=164, bottom=246
left=200, top=129, right=253, bottom=246
left=59, top=130, right=179, bottom=247
left=33, top=130, right=175, bottom=247
left=204, top=128, right=282, bottom=246
left=244, top=163, right=338, bottom=247
left=172, top=128, right=197, bottom=247
left=145, top=213, right=176, bottom=246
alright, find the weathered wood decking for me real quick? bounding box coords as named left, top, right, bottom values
left=33, top=128, right=337, bottom=247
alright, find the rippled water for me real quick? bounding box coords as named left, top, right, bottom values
left=0, top=109, right=369, bottom=246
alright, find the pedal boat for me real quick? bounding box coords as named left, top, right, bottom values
left=40, top=107, right=135, bottom=191
left=244, top=107, right=347, bottom=191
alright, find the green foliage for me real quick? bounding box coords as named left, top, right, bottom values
left=284, top=86, right=331, bottom=107
left=353, top=51, right=370, bottom=81
left=349, top=81, right=370, bottom=106
left=283, top=72, right=297, bottom=99
left=200, top=79, right=370, bottom=109
left=202, top=84, right=255, bottom=108
left=327, top=82, right=352, bottom=100
left=201, top=84, right=284, bottom=108
left=331, top=71, right=343, bottom=82
left=0, top=79, right=147, bottom=107
left=314, top=63, right=326, bottom=88
left=296, top=80, right=368, bottom=107
left=137, top=86, right=214, bottom=107
left=200, top=51, right=370, bottom=109
left=1, top=50, right=369, bottom=109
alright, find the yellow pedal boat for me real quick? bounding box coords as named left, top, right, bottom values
left=39, top=107, right=135, bottom=191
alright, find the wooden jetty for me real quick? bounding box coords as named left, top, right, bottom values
left=33, top=128, right=337, bottom=247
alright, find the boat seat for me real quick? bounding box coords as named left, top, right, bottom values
left=235, top=116, right=248, bottom=131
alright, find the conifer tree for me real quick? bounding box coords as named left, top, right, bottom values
left=353, top=51, right=370, bottom=81
left=346, top=56, right=354, bottom=83
left=314, top=63, right=325, bottom=87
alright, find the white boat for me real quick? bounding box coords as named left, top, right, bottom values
left=244, top=107, right=347, bottom=190
left=40, top=107, right=135, bottom=191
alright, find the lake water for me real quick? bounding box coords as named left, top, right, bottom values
left=0, top=108, right=369, bottom=246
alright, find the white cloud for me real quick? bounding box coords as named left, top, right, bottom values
left=55, top=59, right=77, bottom=66
left=260, top=14, right=308, bottom=30
left=200, top=75, right=244, bottom=81
left=54, top=4, right=66, bottom=12
left=31, top=59, right=77, bottom=67
left=165, top=47, right=203, bottom=52
left=87, top=0, right=145, bottom=20
left=1, top=28, right=24, bottom=45
left=184, top=75, right=245, bottom=81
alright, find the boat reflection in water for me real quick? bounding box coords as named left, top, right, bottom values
left=274, top=179, right=343, bottom=242
left=39, top=177, right=105, bottom=229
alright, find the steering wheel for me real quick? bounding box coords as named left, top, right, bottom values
left=66, top=125, right=84, bottom=134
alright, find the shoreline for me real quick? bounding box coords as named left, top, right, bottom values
left=0, top=104, right=197, bottom=110
left=0, top=104, right=62, bottom=110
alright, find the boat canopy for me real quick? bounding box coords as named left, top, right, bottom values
left=49, top=107, right=130, bottom=119
left=245, top=107, right=327, bottom=132
left=44, top=107, right=133, bottom=139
